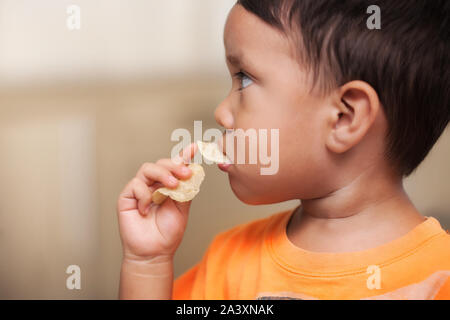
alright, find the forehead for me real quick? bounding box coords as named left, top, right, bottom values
left=224, top=4, right=294, bottom=64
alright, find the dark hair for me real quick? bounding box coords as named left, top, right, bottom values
left=237, top=0, right=450, bottom=177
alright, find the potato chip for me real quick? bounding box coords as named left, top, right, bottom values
left=197, top=140, right=232, bottom=164
left=152, top=163, right=205, bottom=205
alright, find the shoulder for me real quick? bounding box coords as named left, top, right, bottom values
left=196, top=209, right=292, bottom=284
left=199, top=209, right=292, bottom=267
left=173, top=210, right=294, bottom=299
left=209, top=210, right=291, bottom=250
left=426, top=217, right=450, bottom=258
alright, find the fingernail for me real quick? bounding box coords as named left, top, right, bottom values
left=172, top=156, right=183, bottom=165
left=168, top=176, right=178, bottom=185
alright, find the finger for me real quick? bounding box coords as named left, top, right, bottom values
left=148, top=181, right=164, bottom=194
left=172, top=143, right=198, bottom=165
left=155, top=198, right=191, bottom=239
left=136, top=163, right=179, bottom=189
left=118, top=178, right=152, bottom=216
left=156, top=158, right=192, bottom=180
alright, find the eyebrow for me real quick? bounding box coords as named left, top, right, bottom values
left=226, top=53, right=241, bottom=65
left=226, top=52, right=249, bottom=69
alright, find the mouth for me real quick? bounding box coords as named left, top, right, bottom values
left=218, top=162, right=232, bottom=172
left=197, top=139, right=232, bottom=166
left=218, top=136, right=233, bottom=161
left=216, top=136, right=233, bottom=172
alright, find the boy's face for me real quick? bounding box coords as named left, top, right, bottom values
left=215, top=4, right=335, bottom=204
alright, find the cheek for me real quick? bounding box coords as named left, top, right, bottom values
left=226, top=87, right=330, bottom=201
left=277, top=113, right=333, bottom=198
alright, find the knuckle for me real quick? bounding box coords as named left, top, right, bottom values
left=156, top=158, right=167, bottom=166
left=139, top=162, right=150, bottom=172
left=131, top=177, right=141, bottom=186
left=142, top=162, right=155, bottom=171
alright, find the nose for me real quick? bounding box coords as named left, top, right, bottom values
left=214, top=96, right=234, bottom=129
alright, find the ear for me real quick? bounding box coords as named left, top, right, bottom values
left=326, top=81, right=381, bottom=154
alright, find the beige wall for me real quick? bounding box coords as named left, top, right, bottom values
left=0, top=1, right=448, bottom=299
left=0, top=80, right=448, bottom=299
left=0, top=0, right=235, bottom=85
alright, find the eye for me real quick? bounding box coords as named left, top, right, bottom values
left=235, top=71, right=253, bottom=90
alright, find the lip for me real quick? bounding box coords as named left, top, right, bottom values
left=218, top=163, right=232, bottom=172
left=217, top=137, right=225, bottom=153
left=217, top=135, right=232, bottom=171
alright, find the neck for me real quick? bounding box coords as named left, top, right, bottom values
left=287, top=167, right=426, bottom=253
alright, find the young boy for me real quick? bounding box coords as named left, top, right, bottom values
left=117, top=0, right=450, bottom=299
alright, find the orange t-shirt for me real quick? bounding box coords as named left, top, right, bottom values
left=173, top=207, right=450, bottom=300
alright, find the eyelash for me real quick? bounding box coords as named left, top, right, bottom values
left=234, top=71, right=252, bottom=91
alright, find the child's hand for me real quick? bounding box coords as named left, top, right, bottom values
left=117, top=143, right=197, bottom=263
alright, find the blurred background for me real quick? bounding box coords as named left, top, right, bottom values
left=0, top=0, right=448, bottom=299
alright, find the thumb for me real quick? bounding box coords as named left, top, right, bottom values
left=174, top=200, right=192, bottom=216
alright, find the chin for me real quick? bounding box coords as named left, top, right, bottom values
left=228, top=175, right=277, bottom=205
